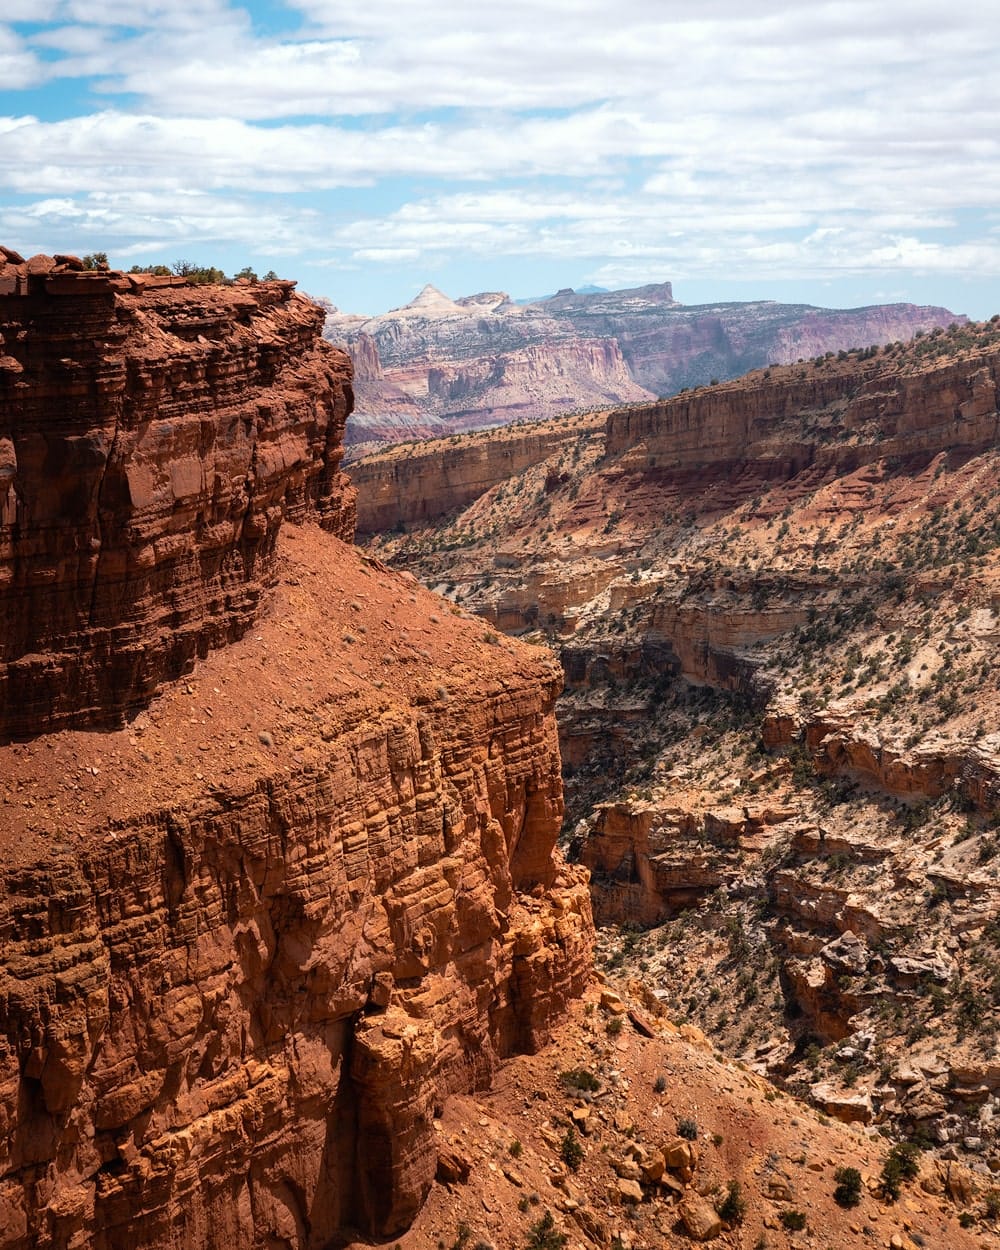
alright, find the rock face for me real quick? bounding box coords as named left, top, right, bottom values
left=325, top=281, right=961, bottom=452
left=0, top=256, right=355, bottom=740
left=351, top=412, right=604, bottom=535
left=606, top=349, right=1000, bottom=474
left=0, top=253, right=593, bottom=1248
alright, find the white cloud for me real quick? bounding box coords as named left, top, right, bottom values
left=0, top=25, right=46, bottom=88
left=0, top=187, right=317, bottom=255
left=3, top=0, right=1000, bottom=309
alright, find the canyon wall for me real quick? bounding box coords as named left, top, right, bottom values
left=606, top=348, right=1000, bottom=473
left=351, top=412, right=603, bottom=534
left=0, top=253, right=593, bottom=1249
left=0, top=252, right=355, bottom=740
left=356, top=319, right=1000, bottom=1148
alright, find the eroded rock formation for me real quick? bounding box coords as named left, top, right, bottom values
left=0, top=252, right=355, bottom=739
left=351, top=412, right=604, bottom=535
left=325, top=280, right=961, bottom=453
left=359, top=319, right=1000, bottom=1154
left=0, top=254, right=593, bottom=1248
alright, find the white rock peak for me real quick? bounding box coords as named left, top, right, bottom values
left=394, top=284, right=464, bottom=316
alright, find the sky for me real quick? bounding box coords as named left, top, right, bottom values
left=1, top=1, right=999, bottom=318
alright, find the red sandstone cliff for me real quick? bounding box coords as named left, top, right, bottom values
left=0, top=253, right=593, bottom=1248
left=0, top=250, right=355, bottom=739
left=350, top=411, right=604, bottom=535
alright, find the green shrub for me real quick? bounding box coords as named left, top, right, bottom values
left=677, top=1116, right=698, bottom=1140
left=560, top=1126, right=584, bottom=1172
left=558, top=1069, right=599, bottom=1092
left=833, top=1166, right=862, bottom=1208
left=779, top=1210, right=807, bottom=1231
left=881, top=1141, right=921, bottom=1201
left=717, top=1180, right=746, bottom=1225
left=526, top=1212, right=567, bottom=1250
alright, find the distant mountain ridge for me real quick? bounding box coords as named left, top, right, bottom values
left=323, top=281, right=964, bottom=455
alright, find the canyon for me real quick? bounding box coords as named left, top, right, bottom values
left=358, top=319, right=1000, bottom=1220
left=1, top=250, right=995, bottom=1250
left=324, top=281, right=962, bottom=456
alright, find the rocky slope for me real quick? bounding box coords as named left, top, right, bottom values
left=360, top=319, right=1000, bottom=1176
left=325, top=281, right=961, bottom=453
left=0, top=253, right=592, bottom=1249
left=359, top=979, right=989, bottom=1250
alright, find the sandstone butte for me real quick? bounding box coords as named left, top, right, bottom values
left=0, top=249, right=593, bottom=1247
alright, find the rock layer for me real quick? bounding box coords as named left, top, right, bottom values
left=358, top=320, right=1000, bottom=1150
left=0, top=259, right=355, bottom=740
left=0, top=532, right=593, bottom=1247
left=351, top=412, right=604, bottom=535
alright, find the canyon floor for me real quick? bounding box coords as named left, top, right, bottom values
left=357, top=320, right=1000, bottom=1243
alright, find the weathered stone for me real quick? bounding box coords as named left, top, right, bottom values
left=572, top=1105, right=592, bottom=1133
left=663, top=1138, right=697, bottom=1170
left=810, top=1081, right=874, bottom=1124
left=0, top=263, right=356, bottom=739
left=436, top=1146, right=473, bottom=1184
left=616, top=1178, right=643, bottom=1204
left=639, top=1152, right=665, bottom=1183
left=0, top=251, right=596, bottom=1249
left=677, top=1193, right=722, bottom=1241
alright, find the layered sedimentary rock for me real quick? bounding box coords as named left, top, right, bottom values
left=607, top=348, right=1000, bottom=474
left=0, top=251, right=593, bottom=1248
left=325, top=280, right=961, bottom=451
left=0, top=536, right=592, bottom=1247
left=351, top=412, right=604, bottom=535
left=0, top=252, right=355, bottom=739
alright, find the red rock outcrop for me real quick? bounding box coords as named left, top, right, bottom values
left=0, top=253, right=594, bottom=1248
left=0, top=535, right=593, bottom=1246
left=0, top=257, right=355, bottom=739
left=606, top=348, right=1000, bottom=472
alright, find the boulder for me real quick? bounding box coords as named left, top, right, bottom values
left=678, top=1193, right=722, bottom=1241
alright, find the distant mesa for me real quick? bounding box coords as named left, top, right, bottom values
left=324, top=279, right=964, bottom=456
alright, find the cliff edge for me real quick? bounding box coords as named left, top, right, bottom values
left=0, top=250, right=355, bottom=739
